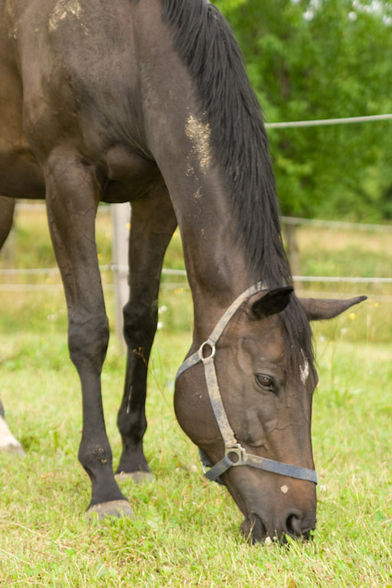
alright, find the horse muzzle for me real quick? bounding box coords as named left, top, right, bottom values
left=241, top=506, right=316, bottom=544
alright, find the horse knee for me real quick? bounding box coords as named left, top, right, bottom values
left=123, top=301, right=158, bottom=347
left=68, top=313, right=109, bottom=372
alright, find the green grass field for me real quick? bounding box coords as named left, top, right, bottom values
left=0, top=206, right=391, bottom=586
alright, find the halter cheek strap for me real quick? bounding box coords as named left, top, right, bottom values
left=175, top=282, right=318, bottom=486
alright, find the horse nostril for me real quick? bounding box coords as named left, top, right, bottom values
left=285, top=512, right=303, bottom=536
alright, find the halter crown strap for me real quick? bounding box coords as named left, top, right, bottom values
left=176, top=281, right=264, bottom=381
left=176, top=282, right=318, bottom=486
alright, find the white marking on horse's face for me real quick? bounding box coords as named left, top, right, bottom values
left=49, top=0, right=82, bottom=32
left=0, top=415, right=23, bottom=452
left=300, top=357, right=310, bottom=385
left=280, top=484, right=289, bottom=494
left=185, top=115, right=212, bottom=174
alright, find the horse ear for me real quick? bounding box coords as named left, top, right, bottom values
left=299, top=295, right=367, bottom=321
left=249, top=286, right=294, bottom=319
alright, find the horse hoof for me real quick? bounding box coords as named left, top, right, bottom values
left=115, top=471, right=154, bottom=484
left=0, top=442, right=26, bottom=456
left=0, top=417, right=26, bottom=456
left=87, top=499, right=133, bottom=521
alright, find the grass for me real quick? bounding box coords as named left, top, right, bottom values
left=0, top=329, right=391, bottom=586
left=0, top=205, right=391, bottom=585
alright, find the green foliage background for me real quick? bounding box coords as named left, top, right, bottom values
left=214, top=0, right=392, bottom=221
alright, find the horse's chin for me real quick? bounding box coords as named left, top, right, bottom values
left=240, top=514, right=269, bottom=544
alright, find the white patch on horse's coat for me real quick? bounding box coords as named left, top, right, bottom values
left=0, top=415, right=23, bottom=453
left=49, top=0, right=82, bottom=32
left=300, top=357, right=310, bottom=385
left=280, top=484, right=289, bottom=494
left=185, top=161, right=195, bottom=177
left=6, top=0, right=18, bottom=39
left=185, top=115, right=212, bottom=173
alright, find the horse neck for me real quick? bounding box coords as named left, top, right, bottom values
left=158, top=146, right=256, bottom=341
left=135, top=2, right=264, bottom=340
left=179, top=179, right=255, bottom=342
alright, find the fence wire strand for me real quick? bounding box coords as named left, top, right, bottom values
left=265, top=113, right=392, bottom=128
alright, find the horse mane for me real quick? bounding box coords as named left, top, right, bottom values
left=161, top=0, right=314, bottom=365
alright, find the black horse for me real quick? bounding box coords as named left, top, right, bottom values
left=0, top=0, right=365, bottom=542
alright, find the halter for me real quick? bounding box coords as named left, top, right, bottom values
left=175, top=282, right=318, bottom=486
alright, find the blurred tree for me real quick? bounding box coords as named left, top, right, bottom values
left=215, top=0, right=392, bottom=222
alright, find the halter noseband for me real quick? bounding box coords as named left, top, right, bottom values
left=175, top=282, right=318, bottom=486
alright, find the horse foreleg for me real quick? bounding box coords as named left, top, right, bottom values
left=116, top=187, right=177, bottom=482
left=44, top=151, right=131, bottom=518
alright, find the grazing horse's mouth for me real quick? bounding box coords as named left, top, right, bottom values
left=240, top=514, right=269, bottom=544
left=240, top=512, right=315, bottom=544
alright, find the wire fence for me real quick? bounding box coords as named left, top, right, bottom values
left=281, top=216, right=392, bottom=233
left=15, top=202, right=392, bottom=233
left=1, top=265, right=392, bottom=284
left=265, top=113, right=392, bottom=129
left=1, top=215, right=391, bottom=287
left=2, top=112, right=391, bottom=298
left=2, top=209, right=391, bottom=287
left=0, top=265, right=391, bottom=294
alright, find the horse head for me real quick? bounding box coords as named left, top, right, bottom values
left=175, top=287, right=366, bottom=543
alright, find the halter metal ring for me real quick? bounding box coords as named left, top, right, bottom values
left=198, top=340, right=216, bottom=362
left=225, top=444, right=246, bottom=466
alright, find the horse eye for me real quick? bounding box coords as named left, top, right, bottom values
left=255, top=374, right=275, bottom=391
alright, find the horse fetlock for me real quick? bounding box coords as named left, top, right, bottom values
left=116, top=443, right=150, bottom=477
left=81, top=455, right=127, bottom=507
left=79, top=442, right=113, bottom=470
left=93, top=445, right=110, bottom=465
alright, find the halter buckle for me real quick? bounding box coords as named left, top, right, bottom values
left=225, top=444, right=246, bottom=466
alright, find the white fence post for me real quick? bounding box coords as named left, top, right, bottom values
left=111, top=203, right=131, bottom=349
